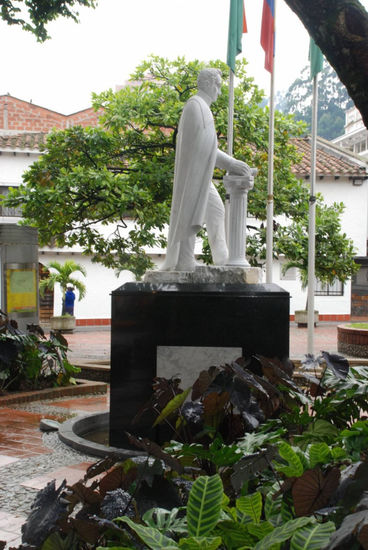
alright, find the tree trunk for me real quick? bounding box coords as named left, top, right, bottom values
left=284, top=0, right=368, bottom=129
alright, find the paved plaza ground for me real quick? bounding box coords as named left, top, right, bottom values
left=0, top=323, right=344, bottom=547
left=64, top=322, right=340, bottom=363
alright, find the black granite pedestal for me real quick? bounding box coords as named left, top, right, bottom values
left=110, top=282, right=289, bottom=447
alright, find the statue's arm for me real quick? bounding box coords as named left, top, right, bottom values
left=215, top=149, right=251, bottom=175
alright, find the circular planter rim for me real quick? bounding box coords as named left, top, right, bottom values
left=338, top=324, right=368, bottom=331
left=58, top=412, right=143, bottom=458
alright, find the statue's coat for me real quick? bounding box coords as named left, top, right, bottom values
left=163, top=95, right=218, bottom=269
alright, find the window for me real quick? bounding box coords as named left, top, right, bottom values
left=315, top=279, right=344, bottom=296
left=355, top=139, right=368, bottom=154
left=0, top=186, right=22, bottom=217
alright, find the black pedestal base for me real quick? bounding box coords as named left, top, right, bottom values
left=110, top=282, right=289, bottom=448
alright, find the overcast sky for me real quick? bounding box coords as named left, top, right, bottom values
left=1, top=0, right=367, bottom=115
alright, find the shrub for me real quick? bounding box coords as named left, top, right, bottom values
left=0, top=311, right=80, bottom=392
left=14, top=351, right=368, bottom=549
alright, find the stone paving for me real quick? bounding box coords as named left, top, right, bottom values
left=64, top=323, right=340, bottom=362
left=0, top=323, right=342, bottom=548
left=65, top=327, right=111, bottom=364
left=289, top=322, right=339, bottom=358
left=0, top=392, right=109, bottom=548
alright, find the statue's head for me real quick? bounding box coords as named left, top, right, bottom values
left=197, top=68, right=222, bottom=102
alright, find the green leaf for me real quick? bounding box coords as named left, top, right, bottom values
left=254, top=517, right=315, bottom=550
left=143, top=507, right=187, bottom=534
left=236, top=492, right=263, bottom=523
left=264, top=491, right=283, bottom=526
left=308, top=443, right=331, bottom=469
left=274, top=442, right=304, bottom=477
left=187, top=475, right=223, bottom=537
left=307, top=419, right=338, bottom=439
left=222, top=493, right=230, bottom=508
left=217, top=520, right=257, bottom=548
left=331, top=446, right=346, bottom=459
left=281, top=500, right=294, bottom=523
left=153, top=387, right=191, bottom=427
left=290, top=521, right=335, bottom=549
left=237, top=429, right=285, bottom=454
left=295, top=449, right=310, bottom=472
left=208, top=439, right=242, bottom=467
left=248, top=521, right=274, bottom=540
left=42, top=532, right=77, bottom=550
left=117, top=516, right=178, bottom=550
left=178, top=536, right=222, bottom=550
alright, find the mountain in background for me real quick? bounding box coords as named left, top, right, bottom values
left=276, top=64, right=353, bottom=140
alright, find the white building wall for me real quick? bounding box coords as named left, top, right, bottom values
left=0, top=152, right=36, bottom=184
left=39, top=250, right=136, bottom=319
left=271, top=175, right=368, bottom=317
left=333, top=108, right=368, bottom=158
left=317, top=177, right=367, bottom=256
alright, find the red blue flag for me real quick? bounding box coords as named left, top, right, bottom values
left=261, top=0, right=275, bottom=73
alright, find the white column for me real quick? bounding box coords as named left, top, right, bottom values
left=224, top=174, right=254, bottom=267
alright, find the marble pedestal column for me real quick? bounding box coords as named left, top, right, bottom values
left=224, top=174, right=254, bottom=267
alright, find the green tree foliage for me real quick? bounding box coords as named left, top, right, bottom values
left=0, top=0, right=96, bottom=41
left=274, top=199, right=359, bottom=288
left=277, top=64, right=353, bottom=140
left=2, top=56, right=358, bottom=283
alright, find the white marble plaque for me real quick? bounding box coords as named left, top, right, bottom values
left=157, top=346, right=242, bottom=389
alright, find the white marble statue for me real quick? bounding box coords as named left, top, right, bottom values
left=161, top=68, right=252, bottom=272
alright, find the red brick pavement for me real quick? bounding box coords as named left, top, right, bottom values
left=65, top=329, right=110, bottom=363
left=0, top=408, right=59, bottom=458
left=49, top=394, right=109, bottom=413
left=0, top=393, right=109, bottom=547
left=289, top=323, right=339, bottom=358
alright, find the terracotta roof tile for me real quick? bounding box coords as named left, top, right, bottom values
left=1, top=133, right=367, bottom=181
left=291, top=137, right=367, bottom=178
left=0, top=132, right=47, bottom=151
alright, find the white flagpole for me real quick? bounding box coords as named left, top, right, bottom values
left=228, top=70, right=235, bottom=156
left=226, top=69, right=235, bottom=241
left=265, top=0, right=276, bottom=284
left=307, top=73, right=319, bottom=354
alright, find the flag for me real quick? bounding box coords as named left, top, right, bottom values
left=309, top=37, right=323, bottom=79
left=261, top=0, right=275, bottom=73
left=227, top=0, right=247, bottom=73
